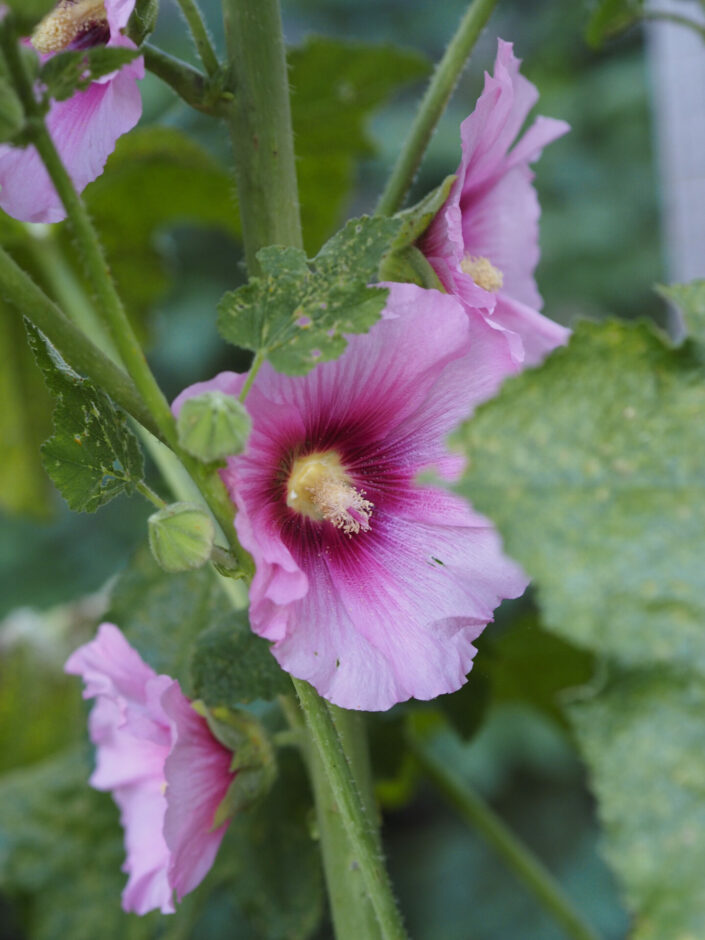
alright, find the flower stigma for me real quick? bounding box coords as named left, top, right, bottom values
left=460, top=254, right=504, bottom=293
left=32, top=0, right=109, bottom=54
left=286, top=451, right=373, bottom=536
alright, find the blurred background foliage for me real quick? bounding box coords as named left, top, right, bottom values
left=0, top=0, right=669, bottom=937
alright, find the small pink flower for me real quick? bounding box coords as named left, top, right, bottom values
left=0, top=0, right=144, bottom=223
left=174, top=283, right=528, bottom=712
left=421, top=39, right=571, bottom=366
left=65, top=623, right=234, bottom=915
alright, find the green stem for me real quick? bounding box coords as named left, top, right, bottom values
left=237, top=351, right=265, bottom=402
left=136, top=480, right=167, bottom=509
left=0, top=245, right=161, bottom=438
left=639, top=10, right=705, bottom=39
left=375, top=0, right=498, bottom=216
left=407, top=730, right=602, bottom=940
left=174, top=0, right=220, bottom=76
left=0, top=21, right=180, bottom=451
left=143, top=44, right=228, bottom=115
left=293, top=680, right=408, bottom=940
left=221, top=0, right=303, bottom=272
left=328, top=704, right=380, bottom=846
left=280, top=696, right=383, bottom=940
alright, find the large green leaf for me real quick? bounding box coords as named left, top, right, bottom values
left=658, top=279, right=705, bottom=346
left=457, top=319, right=705, bottom=676
left=28, top=325, right=145, bottom=513
left=218, top=215, right=400, bottom=374
left=289, top=37, right=429, bottom=252
left=571, top=672, right=705, bottom=939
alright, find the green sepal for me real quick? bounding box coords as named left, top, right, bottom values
left=192, top=702, right=277, bottom=824
left=148, top=501, right=215, bottom=573
left=379, top=244, right=444, bottom=291
left=392, top=173, right=456, bottom=250
left=39, top=46, right=141, bottom=103
left=176, top=390, right=252, bottom=463
left=128, top=0, right=159, bottom=45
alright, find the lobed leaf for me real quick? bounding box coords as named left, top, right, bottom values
left=218, top=215, right=401, bottom=374
left=27, top=324, right=144, bottom=513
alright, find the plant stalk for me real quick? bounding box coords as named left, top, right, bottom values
left=143, top=45, right=227, bottom=115
left=293, top=680, right=407, bottom=940
left=174, top=0, right=220, bottom=76
left=408, top=730, right=602, bottom=940
left=376, top=0, right=498, bottom=216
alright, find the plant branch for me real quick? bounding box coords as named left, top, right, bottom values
left=0, top=245, right=161, bottom=438
left=174, top=0, right=220, bottom=76
left=407, top=729, right=602, bottom=940
left=376, top=0, right=498, bottom=216
left=293, top=680, right=408, bottom=940
left=640, top=10, right=705, bottom=39
left=143, top=44, right=229, bottom=116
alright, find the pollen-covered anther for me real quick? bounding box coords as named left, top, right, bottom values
left=460, top=254, right=504, bottom=293
left=286, top=451, right=373, bottom=536
left=32, top=0, right=108, bottom=54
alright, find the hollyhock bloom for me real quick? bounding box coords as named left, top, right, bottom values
left=65, top=623, right=235, bottom=914
left=0, top=0, right=143, bottom=223
left=420, top=39, right=571, bottom=366
left=174, top=283, right=528, bottom=711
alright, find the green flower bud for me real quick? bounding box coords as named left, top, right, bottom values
left=128, top=0, right=159, bottom=45
left=192, top=702, right=277, bottom=822
left=177, top=391, right=252, bottom=463
left=148, top=502, right=215, bottom=573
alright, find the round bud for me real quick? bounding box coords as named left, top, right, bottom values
left=148, top=502, right=215, bottom=573
left=177, top=391, right=252, bottom=463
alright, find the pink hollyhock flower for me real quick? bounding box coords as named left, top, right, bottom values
left=174, top=283, right=528, bottom=711
left=420, top=39, right=571, bottom=366
left=0, top=0, right=144, bottom=223
left=65, top=623, right=235, bottom=915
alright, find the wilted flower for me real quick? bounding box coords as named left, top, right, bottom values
left=0, top=0, right=143, bottom=223
left=65, top=623, right=235, bottom=914
left=174, top=283, right=528, bottom=711
left=421, top=39, right=571, bottom=366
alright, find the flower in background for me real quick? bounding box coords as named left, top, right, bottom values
left=0, top=0, right=143, bottom=223
left=174, top=283, right=528, bottom=712
left=420, top=39, right=571, bottom=366
left=65, top=623, right=235, bottom=915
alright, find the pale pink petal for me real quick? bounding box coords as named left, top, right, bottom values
left=115, top=778, right=173, bottom=915
left=162, top=684, right=235, bottom=902
left=106, top=0, right=137, bottom=35
left=65, top=622, right=156, bottom=704
left=492, top=294, right=570, bottom=367
left=0, top=57, right=142, bottom=223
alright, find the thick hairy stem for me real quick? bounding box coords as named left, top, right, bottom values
left=376, top=0, right=499, bottom=216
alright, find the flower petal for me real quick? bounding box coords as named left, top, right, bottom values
left=115, top=777, right=173, bottom=915
left=162, top=684, right=234, bottom=902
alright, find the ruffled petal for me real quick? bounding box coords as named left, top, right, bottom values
left=162, top=684, right=234, bottom=902
left=492, top=294, right=570, bottom=367
left=115, top=778, right=173, bottom=915
left=106, top=0, right=137, bottom=35
left=270, top=488, right=527, bottom=710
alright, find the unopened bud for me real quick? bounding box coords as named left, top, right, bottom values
left=177, top=391, right=252, bottom=463
left=148, top=502, right=215, bottom=573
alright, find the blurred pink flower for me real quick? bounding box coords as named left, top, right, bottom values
left=421, top=39, right=571, bottom=366
left=65, top=623, right=234, bottom=915
left=0, top=0, right=143, bottom=223
left=174, top=283, right=528, bottom=711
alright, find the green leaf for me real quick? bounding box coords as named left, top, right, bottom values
left=27, top=324, right=144, bottom=513
left=571, top=672, right=705, bottom=939
left=191, top=617, right=290, bottom=708
left=657, top=280, right=705, bottom=346
left=218, top=215, right=400, bottom=374
left=0, top=303, right=53, bottom=516
left=0, top=75, right=24, bottom=143
left=457, top=319, right=705, bottom=676
left=289, top=37, right=430, bottom=252
left=39, top=47, right=141, bottom=103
